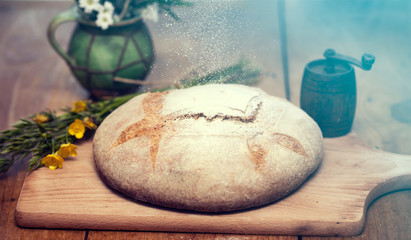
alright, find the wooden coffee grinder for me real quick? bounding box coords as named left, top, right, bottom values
left=300, top=49, right=375, bottom=138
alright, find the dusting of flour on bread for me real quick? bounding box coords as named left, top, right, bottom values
left=94, top=84, right=323, bottom=212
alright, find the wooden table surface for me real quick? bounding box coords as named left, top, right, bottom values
left=1, top=1, right=410, bottom=239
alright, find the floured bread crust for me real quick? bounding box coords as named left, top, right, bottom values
left=93, top=84, right=323, bottom=212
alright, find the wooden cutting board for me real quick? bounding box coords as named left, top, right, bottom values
left=15, top=133, right=411, bottom=237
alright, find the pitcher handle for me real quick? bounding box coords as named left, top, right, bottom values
left=47, top=7, right=78, bottom=65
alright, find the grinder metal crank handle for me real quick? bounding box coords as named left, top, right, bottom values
left=323, top=48, right=375, bottom=71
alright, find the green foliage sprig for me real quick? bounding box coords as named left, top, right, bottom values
left=0, top=62, right=261, bottom=175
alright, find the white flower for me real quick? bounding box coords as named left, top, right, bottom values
left=141, top=4, right=159, bottom=22
left=96, top=12, right=114, bottom=30
left=98, top=1, right=115, bottom=16
left=79, top=0, right=100, bottom=14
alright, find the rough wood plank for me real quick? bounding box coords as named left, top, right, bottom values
left=87, top=232, right=297, bottom=240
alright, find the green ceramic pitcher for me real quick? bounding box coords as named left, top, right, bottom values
left=47, top=8, right=155, bottom=99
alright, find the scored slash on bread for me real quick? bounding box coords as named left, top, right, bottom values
left=113, top=91, right=307, bottom=170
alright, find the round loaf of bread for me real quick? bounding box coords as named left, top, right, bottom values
left=93, top=84, right=323, bottom=212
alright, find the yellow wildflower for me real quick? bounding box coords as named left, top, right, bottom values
left=68, top=119, right=86, bottom=139
left=33, top=114, right=49, bottom=124
left=41, top=154, right=64, bottom=170
left=72, top=100, right=88, bottom=112
left=58, top=143, right=78, bottom=158
left=83, top=117, right=97, bottom=129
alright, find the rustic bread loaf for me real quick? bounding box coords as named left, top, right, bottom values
left=93, top=84, right=323, bottom=212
